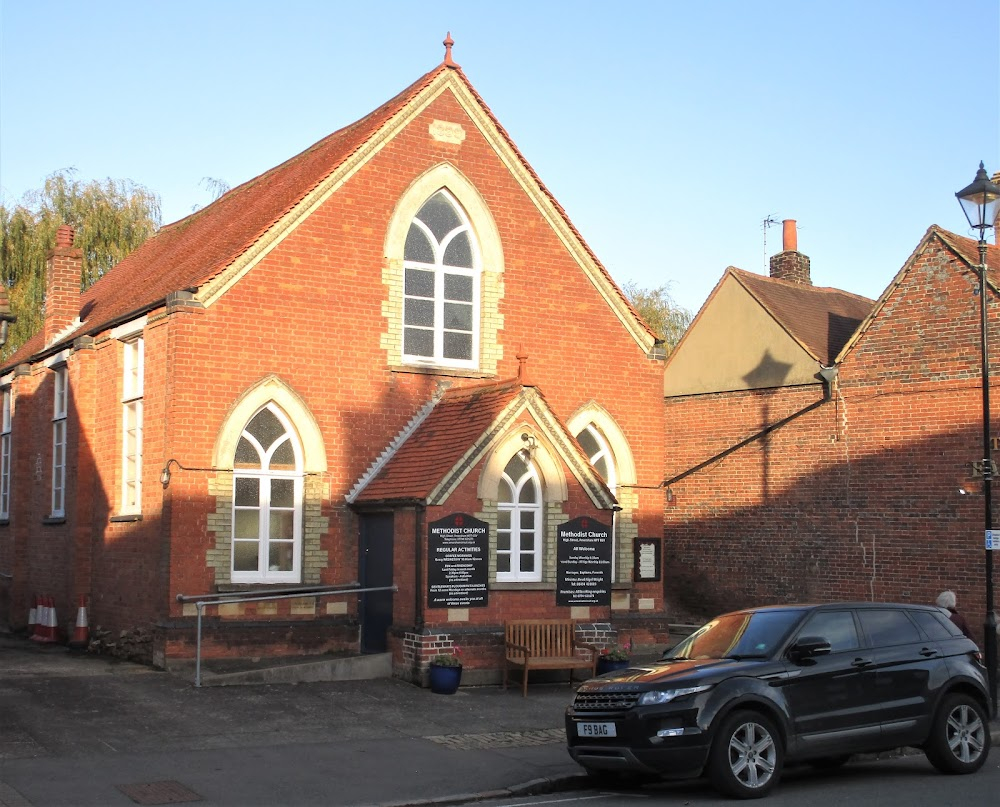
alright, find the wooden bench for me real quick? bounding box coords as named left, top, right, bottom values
left=503, top=619, right=598, bottom=697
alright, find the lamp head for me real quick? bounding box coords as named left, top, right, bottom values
left=956, top=161, right=1000, bottom=236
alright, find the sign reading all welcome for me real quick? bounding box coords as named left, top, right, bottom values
left=556, top=516, right=612, bottom=606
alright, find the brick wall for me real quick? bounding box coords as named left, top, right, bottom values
left=1, top=83, right=666, bottom=665
left=663, top=235, right=998, bottom=644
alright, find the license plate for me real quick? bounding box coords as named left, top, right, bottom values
left=577, top=721, right=616, bottom=738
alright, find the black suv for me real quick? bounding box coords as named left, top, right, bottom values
left=566, top=603, right=992, bottom=799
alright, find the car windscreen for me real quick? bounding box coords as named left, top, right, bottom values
left=665, top=610, right=804, bottom=661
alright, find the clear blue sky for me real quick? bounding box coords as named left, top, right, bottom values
left=1, top=1, right=998, bottom=316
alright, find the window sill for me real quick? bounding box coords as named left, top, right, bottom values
left=110, top=514, right=143, bottom=523
left=42, top=516, right=66, bottom=525
left=216, top=582, right=306, bottom=593
left=490, top=582, right=552, bottom=591
left=391, top=365, right=494, bottom=379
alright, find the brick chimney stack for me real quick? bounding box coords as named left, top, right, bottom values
left=769, top=219, right=812, bottom=285
left=44, top=224, right=82, bottom=345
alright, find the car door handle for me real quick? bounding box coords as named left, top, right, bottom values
left=919, top=647, right=939, bottom=657
left=851, top=657, right=874, bottom=668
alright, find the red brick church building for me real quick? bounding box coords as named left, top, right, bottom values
left=0, top=39, right=669, bottom=679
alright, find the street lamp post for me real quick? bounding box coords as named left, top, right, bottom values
left=956, top=161, right=1000, bottom=717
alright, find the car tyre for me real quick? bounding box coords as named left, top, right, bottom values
left=923, top=693, right=990, bottom=775
left=708, top=710, right=783, bottom=799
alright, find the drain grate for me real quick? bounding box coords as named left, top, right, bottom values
left=116, top=781, right=202, bottom=805
left=424, top=728, right=564, bottom=750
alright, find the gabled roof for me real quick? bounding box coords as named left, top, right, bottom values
left=836, top=225, right=1000, bottom=363
left=348, top=379, right=616, bottom=508
left=729, top=268, right=874, bottom=365
left=5, top=50, right=655, bottom=371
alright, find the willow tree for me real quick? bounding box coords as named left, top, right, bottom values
left=0, top=169, right=161, bottom=357
left=622, top=281, right=693, bottom=355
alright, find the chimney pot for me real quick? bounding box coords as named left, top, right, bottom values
left=55, top=224, right=75, bottom=248
left=782, top=219, right=797, bottom=252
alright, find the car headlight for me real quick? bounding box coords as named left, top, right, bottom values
left=638, top=684, right=711, bottom=706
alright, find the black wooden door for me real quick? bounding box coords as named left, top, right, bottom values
left=359, top=512, right=394, bottom=654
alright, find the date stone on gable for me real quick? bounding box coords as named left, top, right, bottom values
left=429, top=119, right=466, bottom=144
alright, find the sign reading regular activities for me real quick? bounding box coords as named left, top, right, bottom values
left=427, top=513, right=489, bottom=608
left=556, top=516, right=612, bottom=606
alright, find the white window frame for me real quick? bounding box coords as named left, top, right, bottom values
left=576, top=423, right=618, bottom=579
left=51, top=366, right=67, bottom=517
left=231, top=403, right=304, bottom=584
left=402, top=190, right=481, bottom=369
left=121, top=338, right=144, bottom=514
left=496, top=455, right=543, bottom=582
left=0, top=387, right=11, bottom=519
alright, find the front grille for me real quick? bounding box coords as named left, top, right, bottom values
left=572, top=690, right=641, bottom=711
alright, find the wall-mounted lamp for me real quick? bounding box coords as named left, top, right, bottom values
left=665, top=487, right=676, bottom=503
left=960, top=487, right=969, bottom=496
left=160, top=458, right=187, bottom=487
left=520, top=432, right=537, bottom=460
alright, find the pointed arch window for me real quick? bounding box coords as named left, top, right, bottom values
left=402, top=190, right=480, bottom=368
left=231, top=403, right=303, bottom=583
left=496, top=452, right=542, bottom=582
left=575, top=424, right=617, bottom=494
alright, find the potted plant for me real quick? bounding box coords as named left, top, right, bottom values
left=428, top=646, right=462, bottom=694
left=596, top=642, right=631, bottom=675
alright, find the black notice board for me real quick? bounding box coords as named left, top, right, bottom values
left=633, top=537, right=661, bottom=582
left=556, top=516, right=612, bottom=606
left=427, top=513, right=489, bottom=608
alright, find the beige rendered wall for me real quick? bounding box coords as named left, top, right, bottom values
left=664, top=276, right=821, bottom=396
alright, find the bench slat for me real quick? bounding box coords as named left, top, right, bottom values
left=503, top=619, right=598, bottom=697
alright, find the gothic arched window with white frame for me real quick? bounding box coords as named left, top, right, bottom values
left=496, top=452, right=542, bottom=582
left=231, top=403, right=303, bottom=583
left=402, top=190, right=480, bottom=368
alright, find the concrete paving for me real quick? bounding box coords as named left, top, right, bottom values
left=1, top=634, right=999, bottom=807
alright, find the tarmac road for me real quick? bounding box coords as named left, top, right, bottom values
left=2, top=634, right=999, bottom=807
left=0, top=635, right=582, bottom=807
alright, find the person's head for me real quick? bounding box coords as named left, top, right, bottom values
left=937, top=590, right=957, bottom=609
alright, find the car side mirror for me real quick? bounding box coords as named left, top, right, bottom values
left=789, top=635, right=832, bottom=660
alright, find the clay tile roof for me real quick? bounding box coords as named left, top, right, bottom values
left=354, top=379, right=523, bottom=503
left=1, top=64, right=449, bottom=371
left=730, top=268, right=875, bottom=365
left=4, top=48, right=654, bottom=369
left=936, top=227, right=1000, bottom=278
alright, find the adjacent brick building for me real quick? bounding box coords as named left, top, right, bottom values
left=0, top=43, right=668, bottom=679
left=663, top=222, right=999, bottom=644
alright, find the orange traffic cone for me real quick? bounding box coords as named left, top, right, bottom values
left=31, top=596, right=48, bottom=642
left=70, top=595, right=89, bottom=648
left=27, top=595, right=38, bottom=637
left=39, top=596, right=58, bottom=643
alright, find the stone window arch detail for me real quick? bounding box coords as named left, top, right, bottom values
left=206, top=376, right=329, bottom=586
left=382, top=163, right=504, bottom=374
left=567, top=404, right=637, bottom=583
left=477, top=428, right=567, bottom=584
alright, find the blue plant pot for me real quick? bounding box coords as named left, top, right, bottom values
left=596, top=658, right=630, bottom=676
left=429, top=663, right=462, bottom=694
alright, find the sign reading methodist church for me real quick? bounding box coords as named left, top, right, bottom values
left=427, top=513, right=489, bottom=608
left=556, top=516, right=612, bottom=606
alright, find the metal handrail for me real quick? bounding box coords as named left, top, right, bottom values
left=176, top=582, right=363, bottom=604
left=178, top=583, right=397, bottom=687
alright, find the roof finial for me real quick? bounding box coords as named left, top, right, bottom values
left=443, top=32, right=459, bottom=68
left=516, top=347, right=530, bottom=385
